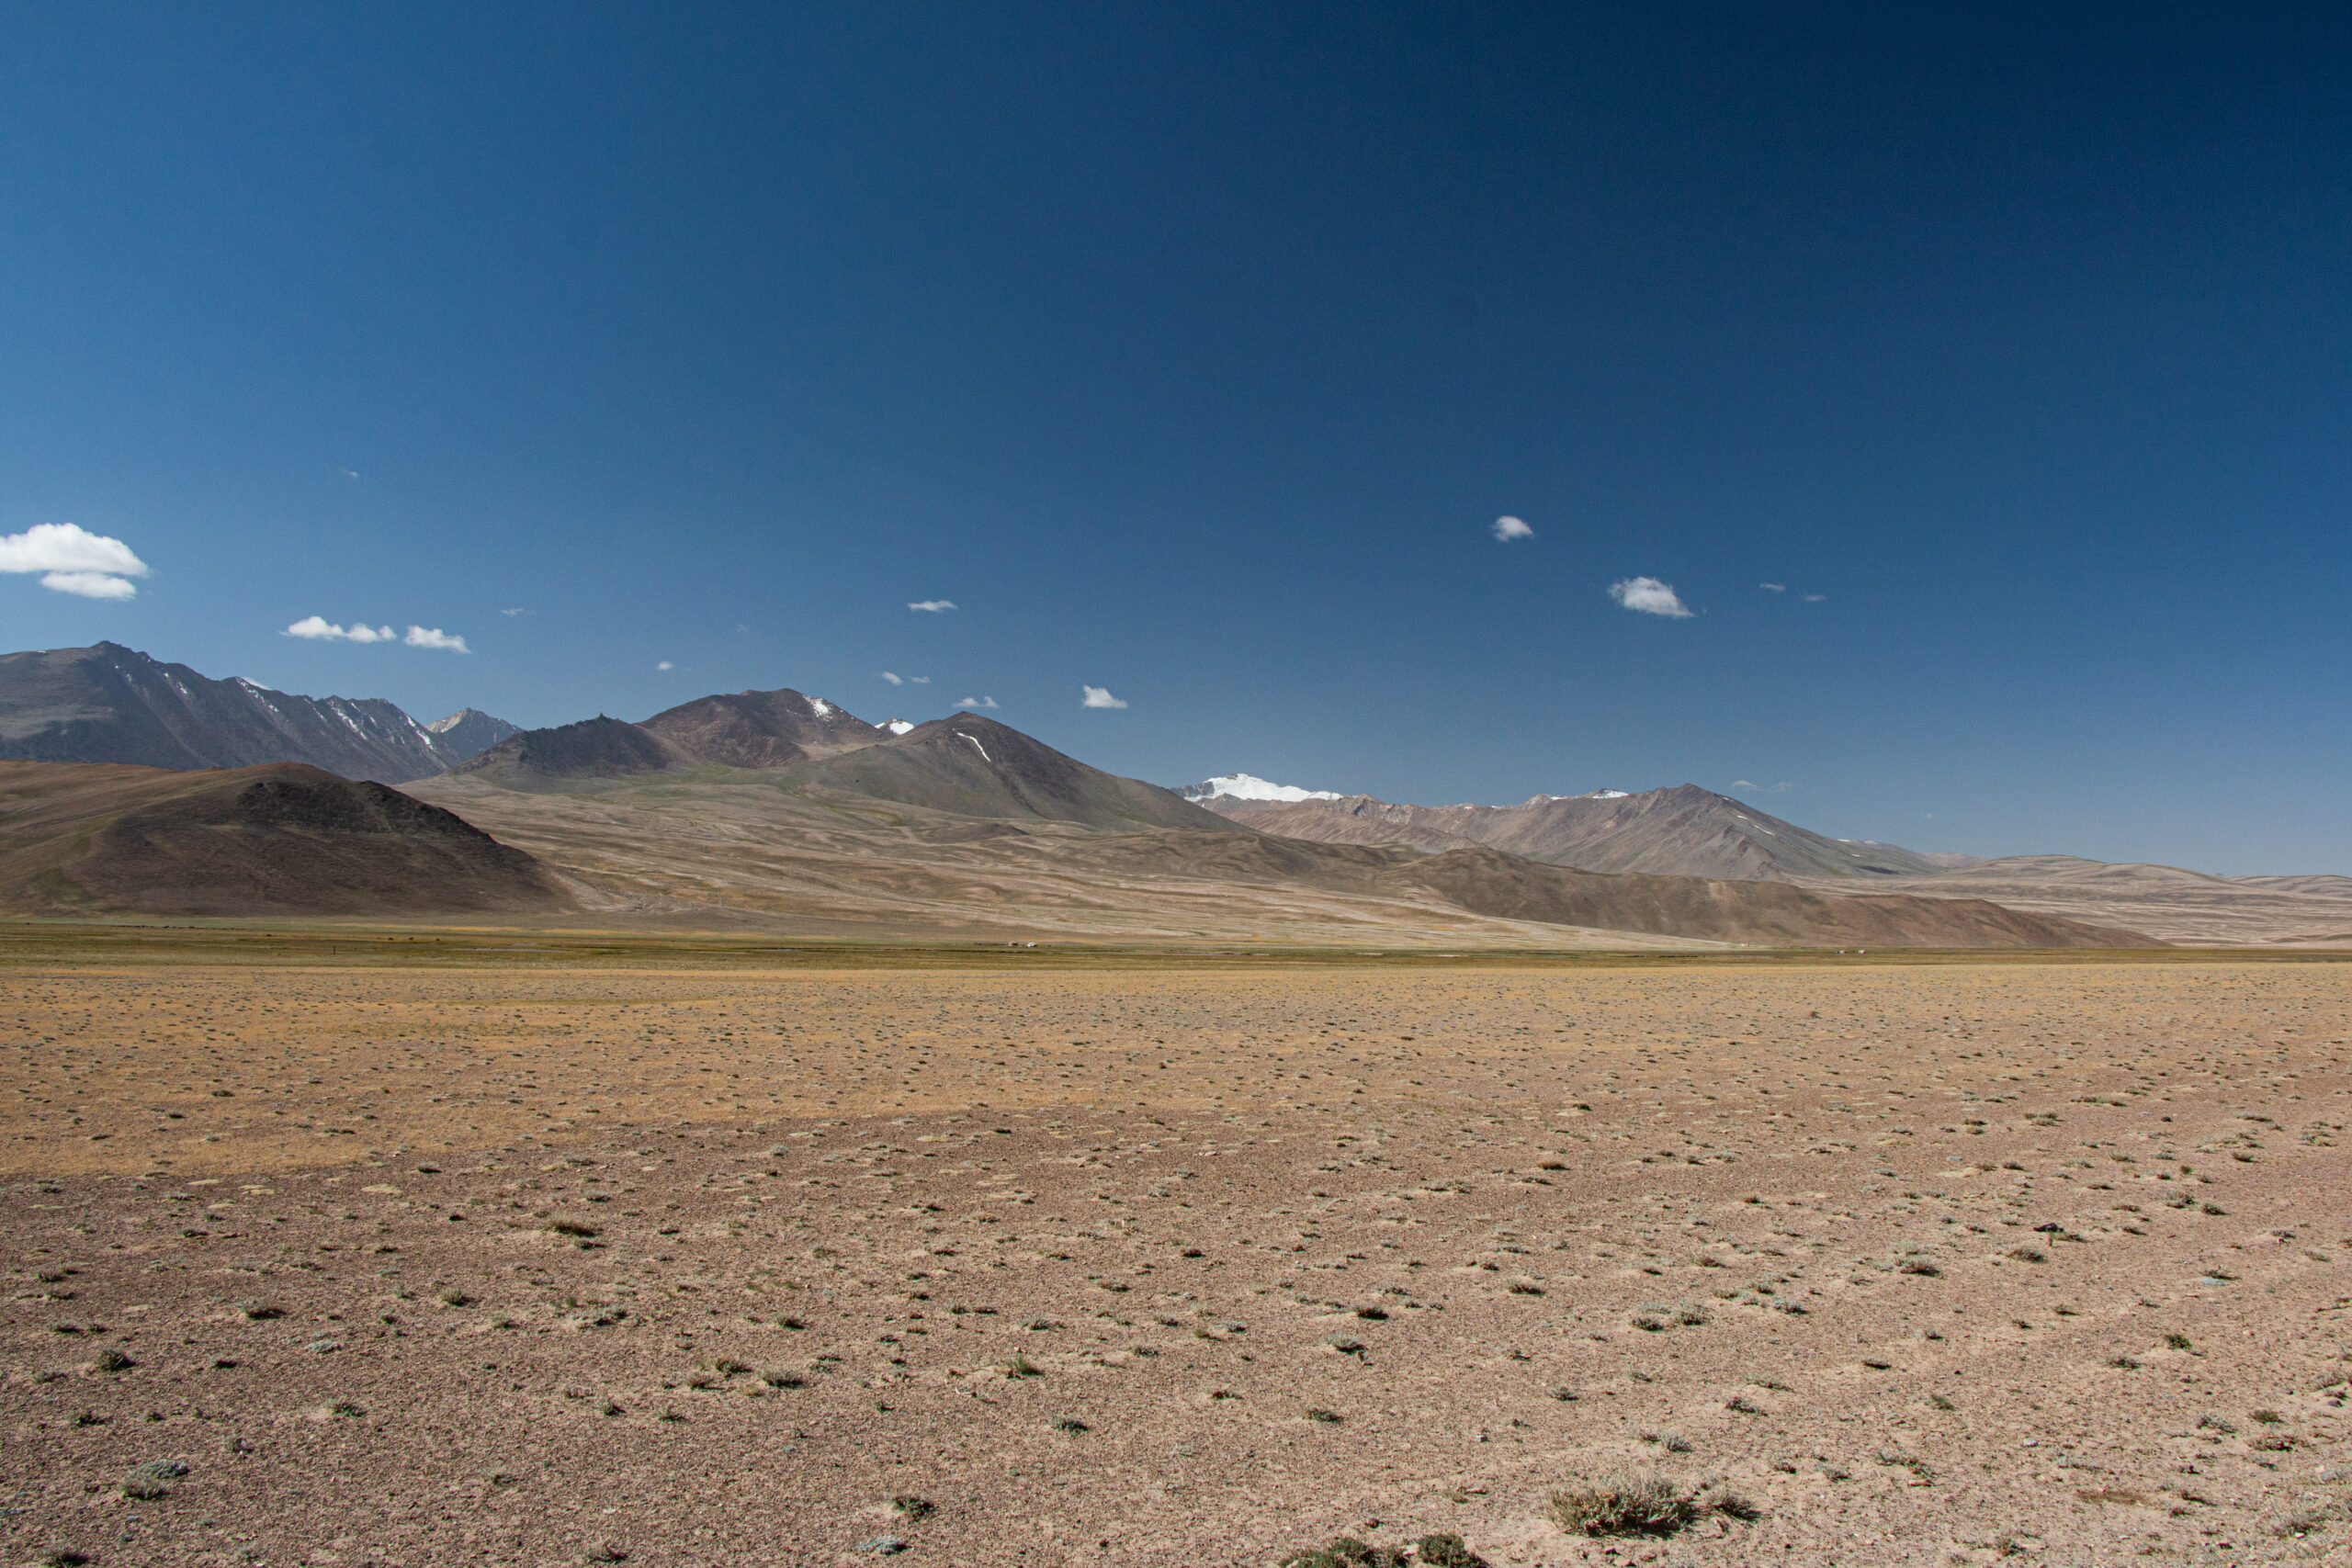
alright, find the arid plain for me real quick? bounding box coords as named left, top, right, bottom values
left=3, top=939, right=2348, bottom=1567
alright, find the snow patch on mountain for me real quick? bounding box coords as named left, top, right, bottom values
left=1182, top=773, right=1343, bottom=804
left=882, top=719, right=915, bottom=736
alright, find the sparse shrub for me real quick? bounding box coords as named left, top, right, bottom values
left=1899, top=1259, right=1941, bottom=1277
left=1414, top=1535, right=1488, bottom=1567
left=891, top=1495, right=935, bottom=1521
left=2007, top=1247, right=2045, bottom=1264
left=93, top=1348, right=134, bottom=1372
left=1725, top=1395, right=1761, bottom=1414
left=1928, top=1393, right=1956, bottom=1411
left=2165, top=1333, right=2193, bottom=1350
left=2197, top=1414, right=2235, bottom=1435
left=999, top=1355, right=1040, bottom=1378
left=762, top=1370, right=804, bottom=1389
left=1306, top=1407, right=1343, bottom=1424
left=2253, top=1409, right=2286, bottom=1425
left=547, top=1219, right=599, bottom=1238
left=437, top=1287, right=473, bottom=1307
left=237, top=1301, right=283, bottom=1321
left=1549, top=1471, right=1697, bottom=1536
left=1051, top=1416, right=1089, bottom=1434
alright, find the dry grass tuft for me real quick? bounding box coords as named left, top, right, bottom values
left=1549, top=1470, right=1758, bottom=1537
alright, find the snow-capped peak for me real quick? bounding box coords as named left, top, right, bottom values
left=1585, top=789, right=1630, bottom=799
left=881, top=719, right=915, bottom=736
left=1181, top=772, right=1343, bottom=804
left=808, top=695, right=833, bottom=717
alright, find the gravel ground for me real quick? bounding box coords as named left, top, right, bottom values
left=2, top=957, right=2347, bottom=1566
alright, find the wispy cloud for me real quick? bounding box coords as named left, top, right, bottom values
left=1491, top=514, right=1533, bottom=542
left=877, top=671, right=903, bottom=685
left=954, top=695, right=999, bottom=709
left=1803, top=592, right=1826, bottom=603
left=1733, top=779, right=1793, bottom=793
left=909, top=599, right=956, bottom=613
left=501, top=606, right=529, bottom=617
left=1080, top=685, right=1128, bottom=709
left=0, top=522, right=150, bottom=599
left=286, top=615, right=397, bottom=643
left=1758, top=582, right=1786, bottom=592
left=1607, top=576, right=1694, bottom=618
left=657, top=660, right=673, bottom=671
left=910, top=675, right=930, bottom=684
left=403, top=626, right=469, bottom=653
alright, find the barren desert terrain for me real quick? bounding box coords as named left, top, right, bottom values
left=2, top=939, right=2347, bottom=1566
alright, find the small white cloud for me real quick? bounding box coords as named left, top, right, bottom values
left=0, top=522, right=151, bottom=599
left=657, top=660, right=673, bottom=671
left=1734, top=779, right=1792, bottom=793
left=285, top=615, right=396, bottom=643
left=1758, top=582, right=1786, bottom=592
left=1803, top=592, right=1826, bottom=603
left=1607, top=576, right=1694, bottom=618
left=341, top=468, right=360, bottom=479
left=910, top=675, right=931, bottom=684
left=954, top=695, right=999, bottom=709
left=1080, top=685, right=1127, bottom=709
left=909, top=599, right=956, bottom=613
left=1491, top=514, right=1534, bottom=542
left=878, top=671, right=903, bottom=685
left=501, top=606, right=529, bottom=617
left=403, top=626, right=469, bottom=653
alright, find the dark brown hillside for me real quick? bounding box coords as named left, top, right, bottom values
left=449, top=716, right=686, bottom=790
left=0, top=759, right=571, bottom=917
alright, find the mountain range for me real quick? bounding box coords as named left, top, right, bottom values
left=3, top=640, right=2344, bottom=945
left=0, top=642, right=516, bottom=784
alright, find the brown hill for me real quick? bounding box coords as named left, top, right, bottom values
left=778, top=716, right=1237, bottom=832
left=410, top=760, right=2150, bottom=949
left=449, top=716, right=690, bottom=790
left=1373, top=846, right=2146, bottom=948
left=1204, top=784, right=1948, bottom=880
left=638, top=689, right=888, bottom=768
left=0, top=760, right=572, bottom=917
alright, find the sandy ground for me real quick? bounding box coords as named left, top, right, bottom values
left=2, top=953, right=2348, bottom=1566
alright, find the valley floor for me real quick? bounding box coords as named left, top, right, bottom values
left=1, top=945, right=2347, bottom=1566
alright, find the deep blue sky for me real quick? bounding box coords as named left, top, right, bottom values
left=3, top=4, right=2347, bottom=871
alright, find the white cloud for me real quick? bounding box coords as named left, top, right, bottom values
left=910, top=675, right=930, bottom=684
left=909, top=599, right=956, bottom=613
left=1759, top=582, right=1786, bottom=592
left=657, top=660, right=673, bottom=671
left=1491, top=514, right=1534, bottom=542
left=40, top=570, right=141, bottom=600
left=1803, top=592, right=1826, bottom=603
left=1080, top=685, right=1127, bottom=709
left=501, top=606, right=529, bottom=617
left=403, top=626, right=469, bottom=653
left=285, top=615, right=397, bottom=643
left=1607, top=576, right=1694, bottom=618
left=0, top=522, right=151, bottom=599
left=955, top=695, right=999, bottom=709
left=1734, top=779, right=1793, bottom=794
left=878, top=671, right=903, bottom=685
